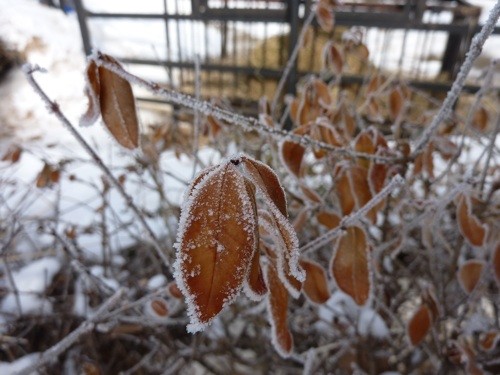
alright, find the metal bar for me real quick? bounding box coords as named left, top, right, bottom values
left=73, top=0, right=92, bottom=55
left=286, top=0, right=299, bottom=96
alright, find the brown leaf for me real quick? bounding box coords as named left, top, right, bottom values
left=457, top=194, right=488, bottom=247
left=389, top=87, right=405, bottom=120
left=98, top=54, right=139, bottom=149
left=316, top=2, right=335, bottom=32
left=293, top=207, right=309, bottom=233
left=407, top=305, right=432, bottom=346
left=80, top=60, right=101, bottom=126
left=36, top=163, right=59, bottom=188
left=316, top=210, right=340, bottom=229
left=478, top=331, right=500, bottom=352
left=266, top=263, right=293, bottom=357
left=174, top=162, right=258, bottom=331
left=368, top=161, right=387, bottom=194
left=245, top=247, right=267, bottom=300
left=354, top=130, right=375, bottom=169
left=280, top=131, right=306, bottom=177
left=493, top=242, right=500, bottom=285
left=300, top=259, right=330, bottom=304
left=206, top=115, right=223, bottom=138
left=150, top=298, right=169, bottom=317
left=458, top=260, right=484, bottom=294
left=241, top=156, right=288, bottom=217
left=167, top=282, right=183, bottom=299
left=472, top=106, right=489, bottom=131
left=299, top=183, right=323, bottom=204
left=323, top=42, right=343, bottom=75
left=331, top=226, right=371, bottom=305
left=1, top=145, right=22, bottom=164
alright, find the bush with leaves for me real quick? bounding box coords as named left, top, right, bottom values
left=1, top=1, right=500, bottom=374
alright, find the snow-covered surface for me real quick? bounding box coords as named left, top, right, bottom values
left=0, top=353, right=41, bottom=374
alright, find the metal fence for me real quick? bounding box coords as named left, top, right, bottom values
left=73, top=0, right=499, bottom=114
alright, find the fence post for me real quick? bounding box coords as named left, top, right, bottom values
left=74, top=0, right=92, bottom=56
left=286, top=0, right=300, bottom=96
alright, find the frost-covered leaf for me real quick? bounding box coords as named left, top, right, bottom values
left=300, top=259, right=330, bottom=304
left=98, top=54, right=139, bottom=149
left=456, top=194, right=488, bottom=247
left=280, top=138, right=305, bottom=178
left=316, top=210, right=340, bottom=229
left=244, top=245, right=267, bottom=301
left=299, top=183, right=323, bottom=204
left=167, top=282, right=183, bottom=299
left=472, top=106, right=489, bottom=131
left=323, top=42, right=343, bottom=75
left=80, top=59, right=101, bottom=127
left=36, top=163, right=60, bottom=188
left=266, top=263, right=293, bottom=358
left=407, top=304, right=432, bottom=346
left=316, top=1, right=335, bottom=32
left=458, top=260, right=484, bottom=294
left=1, top=145, right=22, bottom=164
left=149, top=298, right=169, bottom=317
left=331, top=226, right=371, bottom=306
left=334, top=163, right=356, bottom=215
left=493, top=242, right=500, bottom=285
left=174, top=161, right=258, bottom=332
left=389, top=87, right=405, bottom=120
left=478, top=331, right=500, bottom=352
left=241, top=156, right=287, bottom=217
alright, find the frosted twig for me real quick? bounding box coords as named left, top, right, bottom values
left=301, top=174, right=405, bottom=254
left=270, top=6, right=316, bottom=119
left=13, top=288, right=126, bottom=375
left=93, top=54, right=400, bottom=163
left=192, top=54, right=201, bottom=178
left=412, top=1, right=500, bottom=156
left=23, top=65, right=172, bottom=273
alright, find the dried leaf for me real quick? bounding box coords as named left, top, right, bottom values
left=300, top=259, right=330, bottom=304
left=493, top=242, right=500, bottom=285
left=299, top=183, right=323, bottom=204
left=98, top=54, right=139, bottom=149
left=174, top=162, right=258, bottom=331
left=80, top=60, right=101, bottom=127
left=167, top=282, right=183, bottom=299
left=331, top=226, right=371, bottom=305
left=323, top=42, right=343, bottom=75
left=457, top=194, right=488, bottom=247
left=408, top=305, right=432, bottom=346
left=36, top=163, right=59, bottom=188
left=241, top=156, right=287, bottom=217
left=478, top=331, right=500, bottom=352
left=334, top=163, right=356, bottom=216
left=1, top=145, right=22, bottom=164
left=316, top=2, right=335, bottom=32
left=244, top=247, right=267, bottom=301
left=316, top=210, right=340, bottom=229
left=368, top=161, right=387, bottom=194
left=458, top=260, right=484, bottom=294
left=150, top=298, right=169, bottom=317
left=389, top=87, right=405, bottom=120
left=472, top=106, right=489, bottom=131
left=266, top=263, right=293, bottom=358
left=293, top=207, right=309, bottom=233
left=280, top=131, right=306, bottom=177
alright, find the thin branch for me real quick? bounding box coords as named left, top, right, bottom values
left=412, top=1, right=500, bottom=156
left=479, top=113, right=500, bottom=193
left=23, top=65, right=172, bottom=274
left=301, top=174, right=405, bottom=254
left=92, top=54, right=400, bottom=163
left=13, top=288, right=126, bottom=375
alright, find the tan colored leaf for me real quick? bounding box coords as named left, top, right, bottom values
left=293, top=207, right=309, bottom=233
left=493, top=242, right=500, bottom=285
left=300, top=259, right=330, bottom=304
left=241, top=156, right=287, bottom=217
left=366, top=75, right=383, bottom=95
left=458, top=260, right=484, bottom=294
left=266, top=263, right=293, bottom=358
left=478, top=331, right=500, bottom=352
left=280, top=133, right=306, bottom=177
left=150, top=298, right=169, bottom=317
left=80, top=60, right=101, bottom=126
left=472, top=106, right=489, bottom=131
left=354, top=130, right=375, bottom=169
left=316, top=2, right=335, bottom=32
left=368, top=161, right=387, bottom=194
left=422, top=288, right=440, bottom=321
left=174, top=162, right=258, bottom=331
left=331, top=226, right=371, bottom=305
left=457, top=194, right=488, bottom=247
left=323, top=42, right=343, bottom=75
left=98, top=54, right=139, bottom=149
left=167, top=282, right=183, bottom=299
left=407, top=305, right=432, bottom=346
left=1, top=145, right=22, bottom=164
left=334, top=163, right=356, bottom=216
left=206, top=115, right=222, bottom=138
left=316, top=210, right=340, bottom=229
left=355, top=43, right=369, bottom=60
left=244, top=246, right=267, bottom=300
left=36, top=163, right=59, bottom=188
left=299, top=183, right=323, bottom=204
left=389, top=87, right=405, bottom=120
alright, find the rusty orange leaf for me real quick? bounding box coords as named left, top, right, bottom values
left=174, top=161, right=258, bottom=331
left=316, top=2, right=335, bottom=32
left=316, top=210, right=341, bottom=229
left=408, top=304, right=432, bottom=346
left=331, top=226, right=371, bottom=305
left=457, top=194, right=488, bottom=247
left=458, top=260, right=484, bottom=294
left=300, top=259, right=330, bottom=304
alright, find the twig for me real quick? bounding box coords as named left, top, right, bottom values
left=13, top=288, right=126, bottom=375
left=479, top=114, right=500, bottom=193
left=301, top=174, right=405, bottom=254
left=412, top=1, right=500, bottom=156
left=23, top=65, right=172, bottom=274
left=92, top=54, right=400, bottom=163
left=271, top=6, right=316, bottom=119
left=192, top=54, right=201, bottom=179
